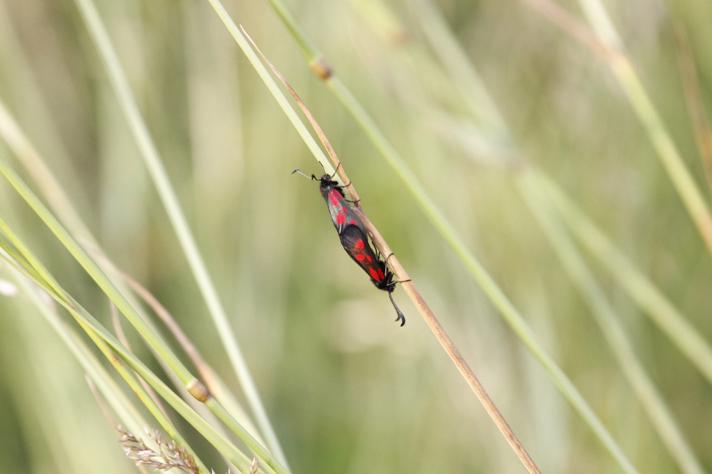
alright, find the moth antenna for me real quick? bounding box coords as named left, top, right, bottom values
left=291, top=168, right=318, bottom=181
left=329, top=162, right=342, bottom=179
left=388, top=291, right=406, bottom=327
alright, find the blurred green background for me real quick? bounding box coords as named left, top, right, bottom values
left=0, top=0, right=711, bottom=472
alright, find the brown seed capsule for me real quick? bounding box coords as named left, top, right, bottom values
left=309, top=56, right=332, bottom=81
left=186, top=379, right=209, bottom=402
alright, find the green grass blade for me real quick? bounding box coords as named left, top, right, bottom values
left=203, top=0, right=638, bottom=470
left=8, top=269, right=148, bottom=438
left=10, top=270, right=211, bottom=473
left=577, top=0, right=712, bottom=255
left=0, top=162, right=285, bottom=472
left=0, top=218, right=265, bottom=473
left=71, top=0, right=288, bottom=465
left=325, top=67, right=638, bottom=474
left=537, top=171, right=712, bottom=385
left=520, top=173, right=703, bottom=474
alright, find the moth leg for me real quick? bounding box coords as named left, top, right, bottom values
left=335, top=180, right=358, bottom=204
left=330, top=163, right=358, bottom=200
left=383, top=253, right=411, bottom=284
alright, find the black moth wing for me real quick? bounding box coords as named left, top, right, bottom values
left=321, top=180, right=366, bottom=234
left=338, top=224, right=391, bottom=290
left=339, top=225, right=405, bottom=326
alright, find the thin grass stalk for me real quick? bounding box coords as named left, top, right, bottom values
left=0, top=93, right=168, bottom=347
left=0, top=218, right=268, bottom=473
left=111, top=305, right=171, bottom=422
left=673, top=27, right=712, bottom=191
left=0, top=100, right=89, bottom=238
left=535, top=0, right=712, bottom=254
left=535, top=171, right=712, bottom=384
left=0, top=96, right=218, bottom=407
left=69, top=307, right=253, bottom=472
left=82, top=379, right=150, bottom=474
left=0, top=27, right=178, bottom=369
left=91, top=239, right=260, bottom=443
left=0, top=105, right=272, bottom=467
left=409, top=0, right=712, bottom=406
left=526, top=0, right=712, bottom=250
left=109, top=290, right=237, bottom=470
left=275, top=0, right=712, bottom=442
left=0, top=97, right=197, bottom=370
left=205, top=0, right=331, bottom=171
left=520, top=175, right=703, bottom=474
left=0, top=3, right=86, bottom=206
left=110, top=263, right=264, bottom=444
left=1, top=286, right=112, bottom=474
left=405, top=0, right=708, bottom=467
left=258, top=0, right=636, bottom=471
left=328, top=65, right=638, bottom=474
left=242, top=32, right=539, bottom=471
left=85, top=314, right=210, bottom=474
left=8, top=269, right=148, bottom=439
left=206, top=10, right=543, bottom=473
left=0, top=163, right=284, bottom=473
left=70, top=0, right=286, bottom=465
left=0, top=95, right=257, bottom=472
left=0, top=161, right=201, bottom=390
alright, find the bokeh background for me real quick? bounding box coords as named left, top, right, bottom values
left=0, top=0, right=711, bottom=472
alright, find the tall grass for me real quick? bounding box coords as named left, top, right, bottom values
left=0, top=0, right=710, bottom=473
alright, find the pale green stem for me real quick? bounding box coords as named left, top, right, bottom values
left=76, top=309, right=211, bottom=473
left=0, top=100, right=90, bottom=238
left=327, top=70, right=637, bottom=474
left=84, top=322, right=211, bottom=474
left=71, top=0, right=287, bottom=466
left=205, top=5, right=543, bottom=472
left=577, top=0, right=712, bottom=255
left=520, top=173, right=703, bottom=474
left=0, top=217, right=267, bottom=473
left=0, top=96, right=267, bottom=454
left=258, top=0, right=635, bottom=471
left=9, top=268, right=148, bottom=438
left=0, top=162, right=285, bottom=473
left=205, top=0, right=333, bottom=175
left=411, top=0, right=507, bottom=134
left=413, top=0, right=712, bottom=433
left=536, top=171, right=712, bottom=385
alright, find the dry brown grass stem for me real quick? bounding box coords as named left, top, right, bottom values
left=242, top=26, right=540, bottom=474
left=115, top=276, right=209, bottom=379
left=85, top=248, right=218, bottom=396
left=113, top=269, right=235, bottom=407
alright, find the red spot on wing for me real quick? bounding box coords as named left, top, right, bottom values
left=336, top=212, right=346, bottom=225
left=354, top=239, right=365, bottom=250
left=369, top=268, right=383, bottom=281
left=328, top=190, right=341, bottom=206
